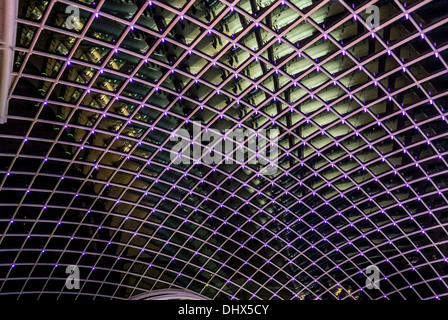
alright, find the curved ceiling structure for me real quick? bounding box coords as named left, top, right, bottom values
left=1, top=0, right=448, bottom=300
left=130, top=288, right=210, bottom=300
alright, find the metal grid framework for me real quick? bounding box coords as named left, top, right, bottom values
left=1, top=0, right=448, bottom=300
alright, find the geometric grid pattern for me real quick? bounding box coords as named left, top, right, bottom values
left=1, top=0, right=448, bottom=300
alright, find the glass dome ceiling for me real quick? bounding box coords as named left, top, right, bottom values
left=0, top=0, right=448, bottom=300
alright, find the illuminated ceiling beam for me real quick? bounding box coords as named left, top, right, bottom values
left=0, top=0, right=18, bottom=124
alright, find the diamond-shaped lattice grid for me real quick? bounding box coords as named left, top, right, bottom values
left=1, top=0, right=448, bottom=300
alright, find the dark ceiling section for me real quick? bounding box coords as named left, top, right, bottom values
left=1, top=0, right=448, bottom=300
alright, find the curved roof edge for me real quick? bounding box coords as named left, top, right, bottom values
left=130, top=289, right=211, bottom=301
